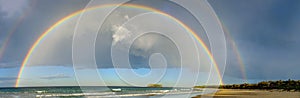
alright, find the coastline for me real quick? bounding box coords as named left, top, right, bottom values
left=192, top=89, right=300, bottom=98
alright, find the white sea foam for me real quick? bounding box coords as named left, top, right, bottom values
left=34, top=90, right=204, bottom=97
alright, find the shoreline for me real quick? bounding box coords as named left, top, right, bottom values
left=192, top=89, right=300, bottom=98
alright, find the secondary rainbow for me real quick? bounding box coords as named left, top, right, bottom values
left=222, top=24, right=247, bottom=82
left=0, top=7, right=32, bottom=61
left=15, top=3, right=224, bottom=87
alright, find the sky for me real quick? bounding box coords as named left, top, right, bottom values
left=0, top=0, right=300, bottom=87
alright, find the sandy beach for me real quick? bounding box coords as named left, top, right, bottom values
left=192, top=89, right=300, bottom=98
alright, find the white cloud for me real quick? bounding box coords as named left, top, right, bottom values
left=124, top=15, right=129, bottom=20
left=40, top=74, right=71, bottom=80
left=111, top=25, right=132, bottom=45
left=111, top=23, right=161, bottom=58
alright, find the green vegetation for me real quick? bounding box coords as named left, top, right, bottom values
left=147, top=84, right=163, bottom=88
left=220, top=79, right=300, bottom=91
left=195, top=79, right=300, bottom=91
left=193, top=86, right=206, bottom=88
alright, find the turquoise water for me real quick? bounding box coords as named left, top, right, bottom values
left=0, top=86, right=204, bottom=98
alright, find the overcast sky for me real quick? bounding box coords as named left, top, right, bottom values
left=0, top=0, right=300, bottom=87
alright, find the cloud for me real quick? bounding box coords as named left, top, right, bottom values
left=210, top=0, right=300, bottom=80
left=111, top=24, right=163, bottom=58
left=130, top=34, right=160, bottom=57
left=0, top=77, right=17, bottom=81
left=40, top=74, right=71, bottom=80
left=0, top=0, right=90, bottom=68
left=0, top=77, right=17, bottom=87
left=26, top=8, right=138, bottom=67
left=25, top=2, right=213, bottom=72
left=124, top=15, right=130, bottom=20
left=0, top=0, right=29, bottom=18
left=0, top=62, right=20, bottom=68
left=111, top=25, right=132, bottom=45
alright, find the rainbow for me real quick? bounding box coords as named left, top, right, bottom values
left=15, top=3, right=224, bottom=87
left=223, top=25, right=247, bottom=82
left=0, top=6, right=33, bottom=61
left=0, top=36, right=10, bottom=61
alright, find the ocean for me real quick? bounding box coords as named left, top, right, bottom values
left=0, top=86, right=207, bottom=98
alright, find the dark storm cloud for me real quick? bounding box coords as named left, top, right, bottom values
left=0, top=0, right=89, bottom=65
left=25, top=0, right=209, bottom=70
left=0, top=0, right=89, bottom=87
left=209, top=0, right=300, bottom=80
left=0, top=0, right=32, bottom=64
left=1, top=0, right=299, bottom=84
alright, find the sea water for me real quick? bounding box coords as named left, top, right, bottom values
left=0, top=86, right=205, bottom=98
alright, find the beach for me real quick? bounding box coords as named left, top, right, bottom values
left=192, top=89, right=300, bottom=98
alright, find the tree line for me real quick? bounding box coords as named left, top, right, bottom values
left=219, top=79, right=300, bottom=91
left=147, top=84, right=163, bottom=88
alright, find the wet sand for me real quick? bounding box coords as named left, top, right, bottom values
left=192, top=89, right=300, bottom=98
